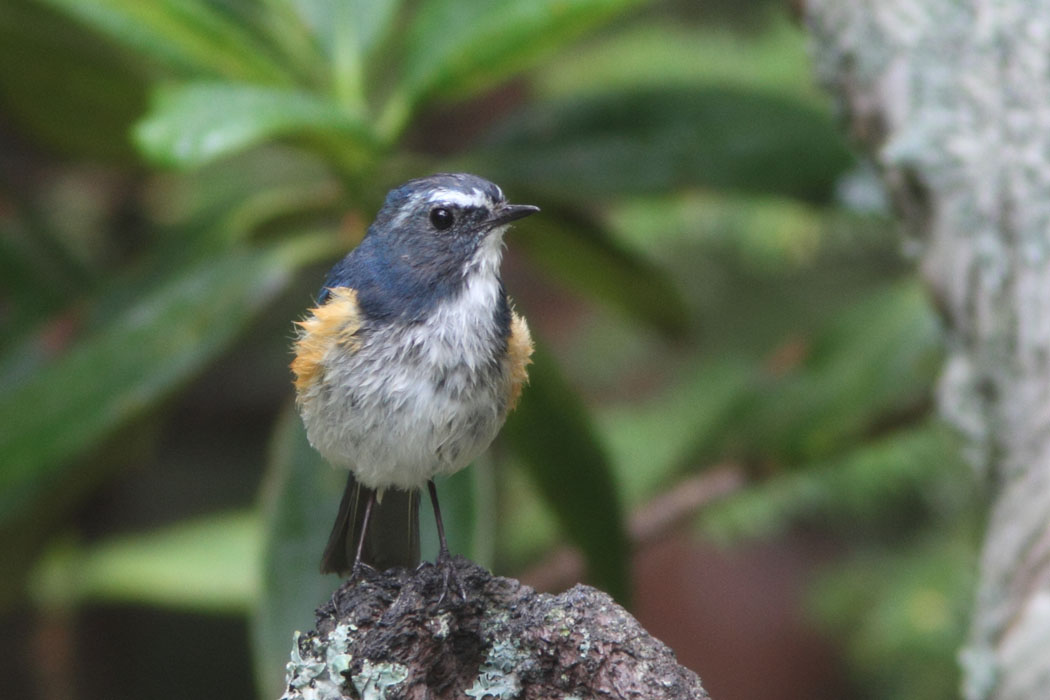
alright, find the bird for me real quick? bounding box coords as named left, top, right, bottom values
left=290, top=173, right=537, bottom=586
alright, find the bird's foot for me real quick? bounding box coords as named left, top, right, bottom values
left=434, top=548, right=467, bottom=606
left=348, top=560, right=378, bottom=583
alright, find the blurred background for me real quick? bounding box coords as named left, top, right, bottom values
left=0, top=0, right=979, bottom=698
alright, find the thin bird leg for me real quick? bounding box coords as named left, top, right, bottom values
left=428, top=480, right=451, bottom=558
left=351, top=488, right=377, bottom=578
left=427, top=479, right=466, bottom=603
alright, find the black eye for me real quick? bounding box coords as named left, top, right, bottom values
left=429, top=207, right=454, bottom=230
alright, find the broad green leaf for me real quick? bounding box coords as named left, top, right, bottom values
left=597, top=358, right=757, bottom=503
left=610, top=193, right=834, bottom=269
left=254, top=407, right=346, bottom=700
left=0, top=0, right=148, bottom=160
left=809, top=533, right=976, bottom=700
left=258, top=0, right=402, bottom=110
left=388, top=0, right=649, bottom=133
left=511, top=208, right=690, bottom=338
left=702, top=424, right=969, bottom=542
left=0, top=240, right=317, bottom=527
left=573, top=279, right=937, bottom=530
left=289, top=0, right=401, bottom=98
left=39, top=0, right=288, bottom=82
left=502, top=342, right=629, bottom=603
left=135, top=81, right=375, bottom=168
left=125, top=147, right=341, bottom=274
left=0, top=216, right=84, bottom=353
left=31, top=511, right=259, bottom=612
left=500, top=359, right=756, bottom=562
left=735, top=280, right=942, bottom=463
left=281, top=0, right=401, bottom=57
left=471, top=86, right=855, bottom=202
left=536, top=16, right=822, bottom=105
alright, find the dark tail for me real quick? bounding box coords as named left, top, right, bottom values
left=320, top=473, right=420, bottom=575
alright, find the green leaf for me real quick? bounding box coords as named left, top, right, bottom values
left=0, top=241, right=312, bottom=528
left=809, top=534, right=976, bottom=700
left=701, top=424, right=969, bottom=543
left=283, top=0, right=401, bottom=57
left=597, top=358, right=757, bottom=503
left=587, top=278, right=938, bottom=516
left=135, top=81, right=375, bottom=168
left=0, top=0, right=149, bottom=160
left=0, top=217, right=82, bottom=349
left=609, top=192, right=838, bottom=270
left=268, top=0, right=402, bottom=110
left=254, top=407, right=346, bottom=700
left=535, top=16, right=822, bottom=106
left=39, top=0, right=288, bottom=81
left=389, top=0, right=649, bottom=132
left=512, top=207, right=690, bottom=338
left=737, top=280, right=942, bottom=463
left=472, top=86, right=855, bottom=202
left=31, top=511, right=259, bottom=612
left=502, top=342, right=630, bottom=603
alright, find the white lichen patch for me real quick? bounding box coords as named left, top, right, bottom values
left=577, top=626, right=593, bottom=656
left=325, top=625, right=353, bottom=678
left=284, top=627, right=354, bottom=700
left=425, top=610, right=453, bottom=639
left=351, top=660, right=409, bottom=700
left=541, top=606, right=574, bottom=637
left=466, top=639, right=527, bottom=699
left=286, top=632, right=325, bottom=690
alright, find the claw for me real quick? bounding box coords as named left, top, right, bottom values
left=349, top=560, right=377, bottom=582
left=426, top=479, right=467, bottom=606
left=435, top=550, right=467, bottom=606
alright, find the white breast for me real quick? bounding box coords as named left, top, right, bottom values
left=297, top=240, right=512, bottom=490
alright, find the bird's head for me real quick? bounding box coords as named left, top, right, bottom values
left=367, top=173, right=539, bottom=281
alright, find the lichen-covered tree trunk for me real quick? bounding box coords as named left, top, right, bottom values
left=806, top=2, right=1050, bottom=698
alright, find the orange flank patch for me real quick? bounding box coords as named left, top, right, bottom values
left=291, top=287, right=362, bottom=393
left=506, top=310, right=534, bottom=409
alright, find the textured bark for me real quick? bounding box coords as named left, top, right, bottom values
left=280, top=557, right=707, bottom=700
left=806, top=2, right=1050, bottom=699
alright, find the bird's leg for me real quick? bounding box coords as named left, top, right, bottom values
left=427, top=479, right=466, bottom=604
left=428, top=479, right=452, bottom=559
left=349, top=488, right=378, bottom=580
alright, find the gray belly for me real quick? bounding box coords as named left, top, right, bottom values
left=297, top=319, right=510, bottom=490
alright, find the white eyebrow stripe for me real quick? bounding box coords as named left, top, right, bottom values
left=427, top=187, right=491, bottom=209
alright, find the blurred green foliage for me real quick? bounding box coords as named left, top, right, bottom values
left=0, top=0, right=978, bottom=698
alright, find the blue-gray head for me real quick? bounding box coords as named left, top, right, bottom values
left=325, top=174, right=538, bottom=320
left=371, top=173, right=538, bottom=268
left=366, top=173, right=537, bottom=289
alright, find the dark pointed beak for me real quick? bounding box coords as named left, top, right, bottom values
left=489, top=203, right=540, bottom=226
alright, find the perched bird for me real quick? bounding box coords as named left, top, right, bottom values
left=291, top=173, right=537, bottom=582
